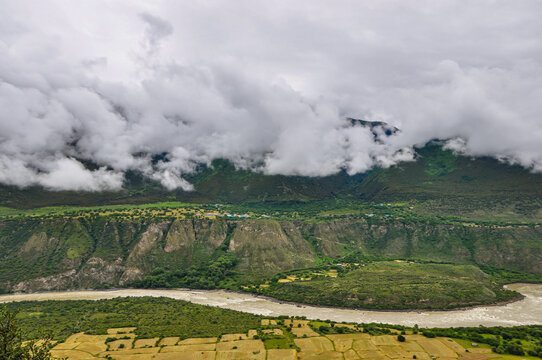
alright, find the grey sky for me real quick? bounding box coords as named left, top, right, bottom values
left=1, top=0, right=541, bottom=190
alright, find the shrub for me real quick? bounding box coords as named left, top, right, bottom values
left=0, top=306, right=55, bottom=360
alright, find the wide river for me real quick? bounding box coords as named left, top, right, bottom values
left=0, top=283, right=540, bottom=328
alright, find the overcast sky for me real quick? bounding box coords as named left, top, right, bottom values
left=1, top=0, right=541, bottom=191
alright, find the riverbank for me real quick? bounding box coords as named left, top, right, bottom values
left=1, top=283, right=541, bottom=327
left=0, top=286, right=526, bottom=312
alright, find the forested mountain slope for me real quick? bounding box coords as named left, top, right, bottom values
left=0, top=143, right=541, bottom=294
left=1, top=216, right=540, bottom=293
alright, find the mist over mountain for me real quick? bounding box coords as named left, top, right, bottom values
left=1, top=1, right=542, bottom=191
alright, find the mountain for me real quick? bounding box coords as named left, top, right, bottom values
left=2, top=215, right=540, bottom=294
left=1, top=143, right=541, bottom=219
left=0, top=142, right=541, bottom=295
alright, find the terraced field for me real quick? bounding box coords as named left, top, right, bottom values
left=48, top=322, right=526, bottom=360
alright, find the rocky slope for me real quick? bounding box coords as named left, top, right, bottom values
left=1, top=216, right=540, bottom=292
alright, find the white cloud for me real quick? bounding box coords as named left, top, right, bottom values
left=39, top=158, right=124, bottom=191
left=0, top=0, right=541, bottom=191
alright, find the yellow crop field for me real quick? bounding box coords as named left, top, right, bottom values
left=50, top=349, right=96, bottom=359
left=215, top=351, right=265, bottom=360
left=262, top=328, right=283, bottom=335
left=372, top=334, right=400, bottom=345
left=400, top=339, right=425, bottom=352
left=327, top=333, right=373, bottom=352
left=74, top=341, right=107, bottom=354
left=62, top=332, right=85, bottom=343
left=294, top=337, right=334, bottom=353
left=153, top=352, right=215, bottom=360
left=153, top=351, right=216, bottom=360
left=352, top=338, right=379, bottom=351
left=43, top=321, right=518, bottom=360
left=418, top=338, right=459, bottom=358
left=298, top=350, right=344, bottom=359
left=330, top=337, right=353, bottom=352
left=335, top=323, right=356, bottom=329
left=288, top=319, right=320, bottom=338
left=101, top=348, right=159, bottom=356
left=178, top=337, right=218, bottom=345
left=216, top=339, right=264, bottom=352
left=327, top=333, right=369, bottom=341
left=108, top=355, right=154, bottom=360
left=266, top=349, right=296, bottom=360
left=379, top=344, right=410, bottom=358
left=291, top=326, right=319, bottom=337
left=220, top=333, right=250, bottom=341
left=134, top=338, right=159, bottom=348
left=344, top=349, right=361, bottom=359
left=292, top=319, right=309, bottom=327
left=409, top=351, right=432, bottom=360
left=355, top=349, right=388, bottom=359
left=441, top=338, right=469, bottom=353
left=161, top=344, right=216, bottom=352
left=158, top=337, right=179, bottom=346
left=108, top=339, right=133, bottom=350
left=52, top=341, right=80, bottom=350
left=107, top=327, right=137, bottom=334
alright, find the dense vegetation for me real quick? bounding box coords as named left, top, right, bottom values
left=253, top=261, right=524, bottom=310
left=6, top=297, right=262, bottom=341
left=132, top=253, right=239, bottom=289
left=4, top=297, right=542, bottom=358
left=307, top=321, right=542, bottom=358
left=428, top=325, right=542, bottom=357
left=0, top=307, right=55, bottom=359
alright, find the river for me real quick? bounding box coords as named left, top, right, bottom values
left=0, top=283, right=540, bottom=328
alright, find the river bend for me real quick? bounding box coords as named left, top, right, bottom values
left=0, top=283, right=540, bottom=328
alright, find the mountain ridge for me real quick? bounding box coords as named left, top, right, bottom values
left=1, top=143, right=541, bottom=214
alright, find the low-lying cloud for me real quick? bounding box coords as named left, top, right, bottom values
left=1, top=0, right=541, bottom=191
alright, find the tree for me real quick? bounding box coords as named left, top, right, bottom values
left=398, top=334, right=406, bottom=342
left=0, top=306, right=56, bottom=360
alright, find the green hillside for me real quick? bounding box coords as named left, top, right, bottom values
left=0, top=143, right=541, bottom=309
left=1, top=215, right=540, bottom=293
left=357, top=144, right=542, bottom=221
left=258, top=261, right=520, bottom=310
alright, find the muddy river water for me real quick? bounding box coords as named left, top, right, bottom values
left=0, top=283, right=540, bottom=328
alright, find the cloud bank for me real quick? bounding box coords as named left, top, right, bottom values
left=1, top=0, right=542, bottom=191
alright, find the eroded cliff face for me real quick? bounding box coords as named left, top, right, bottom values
left=229, top=220, right=316, bottom=274
left=306, top=219, right=542, bottom=272
left=1, top=217, right=540, bottom=292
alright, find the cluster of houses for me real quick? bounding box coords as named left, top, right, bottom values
left=224, top=213, right=251, bottom=218
left=198, top=212, right=272, bottom=219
